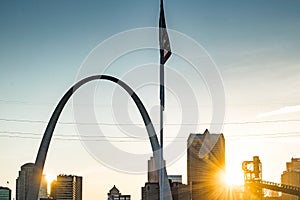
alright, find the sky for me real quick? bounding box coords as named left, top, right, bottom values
left=1, top=0, right=300, bottom=199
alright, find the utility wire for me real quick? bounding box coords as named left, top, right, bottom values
left=1, top=131, right=300, bottom=141
left=1, top=118, right=300, bottom=125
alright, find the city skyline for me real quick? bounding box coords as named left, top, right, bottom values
left=1, top=0, right=300, bottom=199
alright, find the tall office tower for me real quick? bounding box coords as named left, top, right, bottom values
left=107, top=185, right=131, bottom=200
left=187, top=129, right=225, bottom=199
left=281, top=158, right=300, bottom=200
left=148, top=156, right=166, bottom=183
left=0, top=186, right=11, bottom=200
left=50, top=175, right=82, bottom=200
left=16, top=163, right=47, bottom=200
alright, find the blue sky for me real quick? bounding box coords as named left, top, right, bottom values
left=1, top=0, right=300, bottom=199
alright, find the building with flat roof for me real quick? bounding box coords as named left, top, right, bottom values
left=16, top=163, right=47, bottom=200
left=147, top=156, right=166, bottom=183
left=281, top=158, right=300, bottom=200
left=50, top=174, right=82, bottom=200
left=141, top=181, right=190, bottom=200
left=187, top=129, right=225, bottom=199
left=0, top=186, right=11, bottom=200
left=167, top=175, right=182, bottom=184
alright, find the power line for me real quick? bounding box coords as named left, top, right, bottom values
left=1, top=130, right=300, bottom=141
left=1, top=117, right=300, bottom=126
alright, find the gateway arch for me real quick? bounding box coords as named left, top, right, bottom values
left=26, top=75, right=172, bottom=200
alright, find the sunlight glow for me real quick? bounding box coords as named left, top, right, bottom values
left=45, top=174, right=56, bottom=184
left=45, top=174, right=56, bottom=193
left=221, top=171, right=244, bottom=186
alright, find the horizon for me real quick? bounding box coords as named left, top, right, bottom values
left=1, top=0, right=300, bottom=199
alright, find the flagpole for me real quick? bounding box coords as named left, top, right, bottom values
left=160, top=58, right=164, bottom=200
left=159, top=0, right=164, bottom=199
left=159, top=0, right=171, bottom=199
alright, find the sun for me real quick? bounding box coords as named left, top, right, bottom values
left=45, top=174, right=56, bottom=184
left=220, top=171, right=244, bottom=187
left=45, top=173, right=57, bottom=193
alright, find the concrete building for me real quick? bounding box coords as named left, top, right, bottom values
left=281, top=158, right=300, bottom=200
left=147, top=156, right=166, bottom=183
left=144, top=156, right=189, bottom=200
left=187, top=129, right=226, bottom=199
left=107, top=185, right=130, bottom=200
left=141, top=181, right=190, bottom=200
left=168, top=175, right=182, bottom=184
left=0, top=186, right=11, bottom=200
left=16, top=163, right=48, bottom=200
left=50, top=175, right=82, bottom=200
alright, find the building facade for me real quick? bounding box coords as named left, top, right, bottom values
left=187, top=129, right=226, bottom=199
left=0, top=186, right=11, bottom=200
left=141, top=181, right=190, bottom=200
left=50, top=175, right=82, bottom=200
left=16, top=163, right=48, bottom=200
left=107, top=185, right=131, bottom=200
left=281, top=158, right=300, bottom=200
left=147, top=156, right=166, bottom=183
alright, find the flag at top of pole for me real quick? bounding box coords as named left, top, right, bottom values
left=159, top=0, right=172, bottom=110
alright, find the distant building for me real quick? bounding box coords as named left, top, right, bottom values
left=0, top=186, right=11, bottom=200
left=50, top=175, right=82, bottom=200
left=168, top=175, right=182, bottom=184
left=39, top=175, right=48, bottom=198
left=141, top=181, right=190, bottom=200
left=16, top=163, right=48, bottom=200
left=148, top=156, right=166, bottom=183
left=170, top=182, right=190, bottom=200
left=141, top=182, right=159, bottom=200
left=187, top=129, right=226, bottom=199
left=107, top=185, right=131, bottom=200
left=281, top=158, right=300, bottom=200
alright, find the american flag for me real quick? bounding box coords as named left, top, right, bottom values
left=159, top=0, right=172, bottom=65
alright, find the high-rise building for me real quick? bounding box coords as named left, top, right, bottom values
left=0, top=186, right=11, bottom=200
left=50, top=175, right=82, bottom=200
left=143, top=156, right=189, bottom=200
left=281, top=158, right=300, bottom=200
left=107, top=185, right=131, bottom=200
left=187, top=129, right=225, bottom=199
left=16, top=163, right=48, bottom=200
left=147, top=156, right=166, bottom=183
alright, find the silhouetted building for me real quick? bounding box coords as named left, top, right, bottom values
left=50, top=175, right=82, bottom=200
left=281, top=158, right=300, bottom=200
left=107, top=185, right=130, bottom=200
left=0, top=186, right=11, bottom=200
left=170, top=182, right=191, bottom=200
left=16, top=163, right=48, bottom=200
left=148, top=156, right=166, bottom=183
left=141, top=181, right=190, bottom=200
left=141, top=182, right=159, bottom=200
left=187, top=129, right=225, bottom=199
